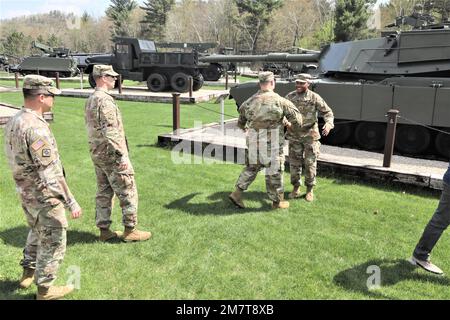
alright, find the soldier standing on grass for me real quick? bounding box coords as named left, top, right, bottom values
left=229, top=71, right=303, bottom=210
left=4, top=75, right=82, bottom=300
left=285, top=74, right=334, bottom=202
left=85, top=65, right=151, bottom=242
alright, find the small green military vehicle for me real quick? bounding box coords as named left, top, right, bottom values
left=15, top=41, right=79, bottom=77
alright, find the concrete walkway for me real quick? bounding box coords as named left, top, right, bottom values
left=60, top=87, right=230, bottom=104
left=158, top=119, right=448, bottom=190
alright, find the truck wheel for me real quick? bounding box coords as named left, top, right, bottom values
left=435, top=131, right=450, bottom=158
left=170, top=72, right=190, bottom=93
left=201, top=64, right=222, bottom=81
left=88, top=73, right=96, bottom=88
left=147, top=73, right=167, bottom=92
left=192, top=73, right=204, bottom=91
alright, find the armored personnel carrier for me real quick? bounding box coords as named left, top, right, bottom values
left=212, top=13, right=450, bottom=159
left=15, top=41, right=79, bottom=77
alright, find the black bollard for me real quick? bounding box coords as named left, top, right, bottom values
left=172, top=93, right=180, bottom=132
left=55, top=72, right=60, bottom=89
left=383, top=109, right=399, bottom=168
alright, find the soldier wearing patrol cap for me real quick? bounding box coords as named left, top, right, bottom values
left=284, top=73, right=334, bottom=202
left=4, top=75, right=82, bottom=300
left=85, top=65, right=151, bottom=242
left=229, top=71, right=303, bottom=209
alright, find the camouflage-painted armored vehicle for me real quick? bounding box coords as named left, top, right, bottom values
left=15, top=41, right=79, bottom=77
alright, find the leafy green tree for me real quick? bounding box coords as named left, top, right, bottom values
left=234, top=0, right=284, bottom=53
left=47, top=34, right=62, bottom=47
left=334, top=0, right=376, bottom=42
left=106, top=0, right=138, bottom=37
left=423, top=0, right=450, bottom=22
left=1, top=31, right=32, bottom=57
left=140, top=0, right=174, bottom=41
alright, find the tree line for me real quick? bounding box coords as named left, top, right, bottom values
left=2, top=0, right=450, bottom=60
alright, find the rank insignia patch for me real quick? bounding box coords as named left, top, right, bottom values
left=42, top=149, right=51, bottom=157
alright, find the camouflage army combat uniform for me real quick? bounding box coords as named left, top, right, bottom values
left=231, top=72, right=302, bottom=207
left=4, top=76, right=79, bottom=290
left=285, top=74, right=334, bottom=197
left=85, top=66, right=138, bottom=230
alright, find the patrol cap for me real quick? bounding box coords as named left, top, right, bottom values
left=23, top=75, right=61, bottom=95
left=295, top=73, right=312, bottom=83
left=258, top=71, right=275, bottom=82
left=93, top=64, right=119, bottom=78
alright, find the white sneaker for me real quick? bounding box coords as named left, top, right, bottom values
left=408, top=256, right=444, bottom=275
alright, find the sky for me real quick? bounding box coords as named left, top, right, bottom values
left=0, top=0, right=146, bottom=20
left=0, top=0, right=389, bottom=21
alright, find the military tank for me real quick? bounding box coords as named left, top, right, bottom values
left=206, top=13, right=450, bottom=159
left=15, top=41, right=79, bottom=78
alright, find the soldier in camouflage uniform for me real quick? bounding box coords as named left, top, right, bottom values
left=4, top=75, right=82, bottom=300
left=285, top=73, right=334, bottom=202
left=229, top=71, right=303, bottom=209
left=85, top=65, right=151, bottom=242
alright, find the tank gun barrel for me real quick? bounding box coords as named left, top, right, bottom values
left=199, top=52, right=320, bottom=63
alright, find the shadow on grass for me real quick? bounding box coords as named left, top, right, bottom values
left=333, top=258, right=450, bottom=299
left=165, top=192, right=275, bottom=215
left=0, top=280, right=35, bottom=300
left=322, top=172, right=442, bottom=199
left=0, top=226, right=99, bottom=248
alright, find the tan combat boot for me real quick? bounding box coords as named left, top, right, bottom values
left=36, top=285, right=74, bottom=300
left=19, top=268, right=35, bottom=289
left=228, top=187, right=245, bottom=208
left=272, top=194, right=289, bottom=209
left=305, top=186, right=314, bottom=202
left=288, top=186, right=301, bottom=199
left=122, top=227, right=152, bottom=242
left=99, top=228, right=123, bottom=242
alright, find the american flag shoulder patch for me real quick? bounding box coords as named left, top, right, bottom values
left=31, top=139, right=46, bottom=151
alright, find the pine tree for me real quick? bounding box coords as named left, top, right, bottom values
left=140, top=0, right=174, bottom=41
left=334, top=0, right=376, bottom=42
left=234, top=0, right=284, bottom=53
left=106, top=0, right=138, bottom=38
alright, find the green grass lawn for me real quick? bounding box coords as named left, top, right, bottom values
left=0, top=91, right=449, bottom=300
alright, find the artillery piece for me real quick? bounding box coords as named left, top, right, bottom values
left=212, top=13, right=450, bottom=158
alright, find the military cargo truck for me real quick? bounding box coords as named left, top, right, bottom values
left=85, top=37, right=205, bottom=92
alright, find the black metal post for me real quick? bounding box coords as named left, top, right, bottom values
left=172, top=93, right=180, bottom=132
left=225, top=66, right=229, bottom=90
left=118, top=74, right=122, bottom=94
left=383, top=109, right=399, bottom=168
left=188, top=76, right=193, bottom=98
left=15, top=73, right=19, bottom=89
left=55, top=72, right=60, bottom=89
left=80, top=68, right=84, bottom=89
